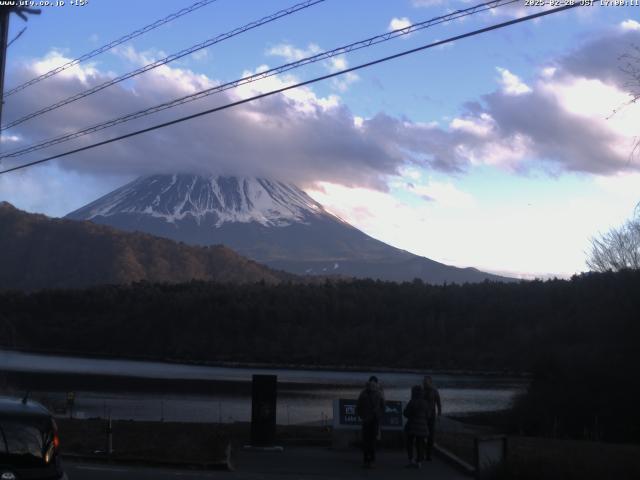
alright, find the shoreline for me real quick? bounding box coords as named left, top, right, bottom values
left=0, top=346, right=531, bottom=379
left=1, top=370, right=363, bottom=395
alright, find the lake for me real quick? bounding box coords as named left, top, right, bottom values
left=0, top=349, right=527, bottom=424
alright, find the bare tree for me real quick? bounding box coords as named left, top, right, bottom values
left=617, top=45, right=640, bottom=160
left=590, top=47, right=640, bottom=272
left=620, top=45, right=640, bottom=103
left=587, top=215, right=640, bottom=272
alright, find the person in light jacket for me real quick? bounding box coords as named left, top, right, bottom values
left=403, top=384, right=429, bottom=468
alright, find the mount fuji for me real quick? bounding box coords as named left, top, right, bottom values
left=66, top=174, right=511, bottom=284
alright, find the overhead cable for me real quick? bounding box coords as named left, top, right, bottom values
left=0, top=0, right=519, bottom=160
left=3, top=0, right=222, bottom=97
left=0, top=3, right=581, bottom=176
left=0, top=0, right=325, bottom=131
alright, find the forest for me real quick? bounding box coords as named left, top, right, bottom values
left=1, top=269, right=639, bottom=441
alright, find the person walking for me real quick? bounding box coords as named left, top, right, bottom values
left=403, top=384, right=429, bottom=469
left=356, top=375, right=385, bottom=469
left=423, top=375, right=442, bottom=461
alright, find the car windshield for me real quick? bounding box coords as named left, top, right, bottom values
left=0, top=419, right=50, bottom=467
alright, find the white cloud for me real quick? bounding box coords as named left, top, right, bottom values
left=191, top=49, right=209, bottom=61
left=457, top=134, right=533, bottom=170
left=267, top=44, right=359, bottom=92
left=32, top=50, right=99, bottom=84
left=3, top=27, right=639, bottom=211
left=450, top=113, right=495, bottom=137
left=327, top=56, right=347, bottom=73
left=0, top=49, right=415, bottom=190
left=403, top=29, right=640, bottom=176
left=496, top=67, right=532, bottom=95
left=325, top=56, right=359, bottom=91
left=541, top=76, right=635, bottom=133
left=266, top=43, right=321, bottom=62
left=305, top=180, right=589, bottom=277
left=406, top=179, right=476, bottom=208
left=115, top=45, right=169, bottom=66
left=308, top=182, right=411, bottom=227
left=400, top=167, right=422, bottom=180
left=620, top=19, right=640, bottom=31
left=332, top=71, right=359, bottom=92
left=0, top=134, right=20, bottom=143
left=234, top=64, right=340, bottom=112
left=388, top=17, right=412, bottom=32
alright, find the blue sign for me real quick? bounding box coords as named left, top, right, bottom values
left=337, top=399, right=404, bottom=429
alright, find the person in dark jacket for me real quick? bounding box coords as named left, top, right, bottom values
left=423, top=375, right=442, bottom=460
left=356, top=375, right=385, bottom=468
left=404, top=384, right=429, bottom=468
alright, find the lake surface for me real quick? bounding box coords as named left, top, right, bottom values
left=1, top=349, right=527, bottom=424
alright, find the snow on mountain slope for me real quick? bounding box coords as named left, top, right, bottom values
left=73, top=175, right=325, bottom=227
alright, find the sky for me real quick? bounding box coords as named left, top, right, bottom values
left=0, top=0, right=639, bottom=278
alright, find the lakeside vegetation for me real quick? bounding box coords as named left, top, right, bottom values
left=1, top=269, right=639, bottom=443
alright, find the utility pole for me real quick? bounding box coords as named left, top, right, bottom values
left=0, top=6, right=11, bottom=129
left=0, top=5, right=40, bottom=132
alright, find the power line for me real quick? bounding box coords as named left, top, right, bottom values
left=3, top=0, right=221, bottom=98
left=0, top=0, right=519, bottom=161
left=7, top=26, right=27, bottom=48
left=0, top=3, right=581, bottom=177
left=0, top=0, right=325, bottom=132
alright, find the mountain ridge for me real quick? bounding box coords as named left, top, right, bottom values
left=0, top=201, right=293, bottom=291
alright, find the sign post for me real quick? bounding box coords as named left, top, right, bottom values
left=250, top=374, right=278, bottom=447
left=66, top=391, right=75, bottom=419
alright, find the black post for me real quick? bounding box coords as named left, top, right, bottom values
left=106, top=415, right=113, bottom=457
left=0, top=7, right=10, bottom=128
left=0, top=6, right=41, bottom=134
left=250, top=374, right=277, bottom=446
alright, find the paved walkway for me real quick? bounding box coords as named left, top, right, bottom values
left=66, top=446, right=469, bottom=480
left=232, top=446, right=469, bottom=479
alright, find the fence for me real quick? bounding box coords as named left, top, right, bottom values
left=33, top=391, right=331, bottom=426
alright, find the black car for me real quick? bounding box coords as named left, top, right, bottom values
left=0, top=396, right=67, bottom=480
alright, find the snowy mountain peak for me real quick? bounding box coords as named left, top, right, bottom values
left=69, top=174, right=325, bottom=227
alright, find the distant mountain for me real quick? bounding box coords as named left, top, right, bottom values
left=67, top=174, right=512, bottom=284
left=0, top=201, right=290, bottom=291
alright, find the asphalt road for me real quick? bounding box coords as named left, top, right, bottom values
left=66, top=462, right=225, bottom=479
left=64, top=447, right=469, bottom=479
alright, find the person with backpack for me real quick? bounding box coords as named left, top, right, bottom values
left=403, top=384, right=430, bottom=468
left=356, top=375, right=385, bottom=468
left=423, top=375, right=442, bottom=461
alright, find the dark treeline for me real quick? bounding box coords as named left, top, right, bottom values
left=1, top=270, right=639, bottom=441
